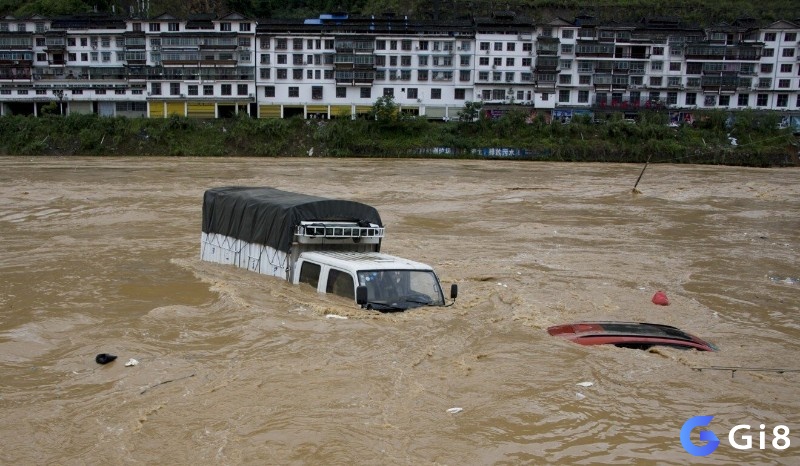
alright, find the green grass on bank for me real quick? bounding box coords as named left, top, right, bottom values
left=0, top=109, right=796, bottom=167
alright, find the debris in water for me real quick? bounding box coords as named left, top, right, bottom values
left=95, top=353, right=117, bottom=365
left=576, top=393, right=586, bottom=400
left=125, top=358, right=139, bottom=367
left=576, top=381, right=594, bottom=387
left=651, top=290, right=670, bottom=306
left=446, top=407, right=463, bottom=414
left=769, top=276, right=799, bottom=285
left=326, top=314, right=348, bottom=319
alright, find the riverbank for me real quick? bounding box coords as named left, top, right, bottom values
left=1, top=112, right=797, bottom=166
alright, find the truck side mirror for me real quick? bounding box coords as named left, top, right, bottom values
left=356, top=285, right=368, bottom=306
left=450, top=284, right=458, bottom=300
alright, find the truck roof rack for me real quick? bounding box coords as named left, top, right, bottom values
left=296, top=221, right=384, bottom=243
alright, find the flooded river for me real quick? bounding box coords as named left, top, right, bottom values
left=0, top=156, right=798, bottom=465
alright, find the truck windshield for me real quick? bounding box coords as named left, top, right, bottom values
left=357, top=270, right=444, bottom=309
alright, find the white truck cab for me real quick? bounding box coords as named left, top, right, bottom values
left=294, top=250, right=455, bottom=311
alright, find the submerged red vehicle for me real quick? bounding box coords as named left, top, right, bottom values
left=547, top=321, right=718, bottom=351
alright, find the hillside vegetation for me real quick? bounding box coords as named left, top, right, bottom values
left=1, top=0, right=798, bottom=25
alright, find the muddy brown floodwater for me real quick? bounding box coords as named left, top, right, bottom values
left=0, top=156, right=798, bottom=465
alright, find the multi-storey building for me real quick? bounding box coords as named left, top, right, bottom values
left=0, top=11, right=798, bottom=123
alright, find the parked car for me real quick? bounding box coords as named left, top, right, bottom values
left=547, top=321, right=718, bottom=351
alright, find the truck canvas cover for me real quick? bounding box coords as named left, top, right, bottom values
left=202, top=187, right=382, bottom=253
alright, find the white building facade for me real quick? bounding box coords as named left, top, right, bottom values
left=0, top=12, right=797, bottom=121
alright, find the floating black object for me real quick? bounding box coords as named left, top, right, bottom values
left=95, top=353, right=117, bottom=365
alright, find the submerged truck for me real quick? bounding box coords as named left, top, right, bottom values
left=200, top=187, right=456, bottom=311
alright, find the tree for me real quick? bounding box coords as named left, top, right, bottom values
left=457, top=100, right=483, bottom=123
left=369, top=94, right=399, bottom=122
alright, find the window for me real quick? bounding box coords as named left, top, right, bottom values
left=479, top=57, right=489, bottom=66
left=170, top=83, right=180, bottom=95
left=650, top=77, right=662, bottom=86
left=756, top=94, right=768, bottom=106
left=326, top=269, right=354, bottom=300
left=455, top=88, right=466, bottom=100
left=240, top=22, right=251, bottom=32
left=383, top=88, right=394, bottom=97
left=785, top=32, right=797, bottom=41
left=780, top=64, right=793, bottom=73
left=264, top=86, right=275, bottom=97
left=559, top=74, right=571, bottom=84
left=292, top=69, right=302, bottom=79
left=719, top=95, right=730, bottom=106
left=669, top=62, right=681, bottom=71
left=562, top=30, right=574, bottom=39
left=652, top=47, right=664, bottom=55
left=494, top=42, right=502, bottom=51
left=764, top=32, right=776, bottom=41
left=506, top=42, right=515, bottom=51
left=685, top=92, right=696, bottom=105
left=459, top=70, right=470, bottom=82
left=360, top=87, right=371, bottom=98
left=221, top=84, right=232, bottom=96
left=417, top=70, right=428, bottom=81
left=737, top=94, right=749, bottom=106
left=651, top=61, right=663, bottom=71
left=220, top=22, right=231, bottom=32
left=151, top=83, right=161, bottom=95
left=36, top=53, right=46, bottom=61
left=431, top=88, right=441, bottom=99
left=289, top=86, right=299, bottom=97
left=479, top=42, right=490, bottom=51
left=667, top=91, right=678, bottom=105
left=203, top=85, right=213, bottom=96
left=560, top=59, right=572, bottom=70
left=578, top=90, right=589, bottom=103
left=506, top=57, right=514, bottom=66
left=238, top=84, right=248, bottom=95
left=188, top=85, right=198, bottom=96
left=493, top=57, right=501, bottom=67
left=579, top=75, right=591, bottom=85
left=781, top=48, right=795, bottom=58
left=762, top=48, right=774, bottom=57
left=778, top=79, right=790, bottom=88
left=312, top=86, right=322, bottom=100
left=149, top=23, right=160, bottom=32
left=299, top=262, right=320, bottom=288
left=336, top=87, right=346, bottom=98
left=168, top=22, right=179, bottom=31
left=276, top=69, right=287, bottom=79
left=259, top=68, right=271, bottom=79
left=561, top=44, right=573, bottom=54
left=558, top=90, right=570, bottom=103
left=776, top=94, right=788, bottom=107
